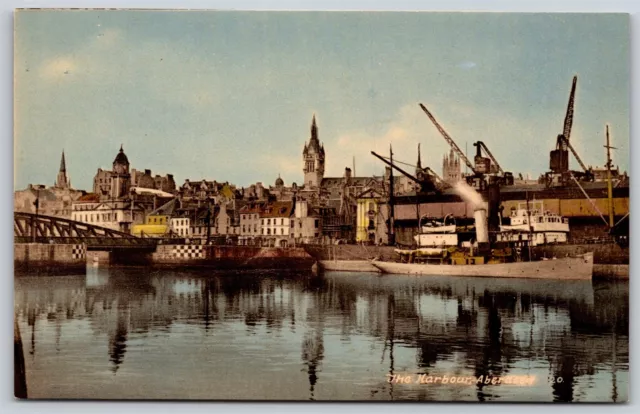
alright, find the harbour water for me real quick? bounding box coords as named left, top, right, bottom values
left=14, top=266, right=628, bottom=402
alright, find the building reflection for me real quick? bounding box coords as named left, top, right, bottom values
left=14, top=269, right=628, bottom=401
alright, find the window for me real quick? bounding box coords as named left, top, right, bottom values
left=267, top=219, right=271, bottom=225
left=291, top=220, right=294, bottom=228
left=314, top=219, right=319, bottom=229
left=280, top=218, right=284, bottom=225
left=281, top=228, right=284, bottom=235
left=254, top=224, right=257, bottom=232
left=242, top=225, right=246, bottom=233
left=267, top=228, right=271, bottom=235
left=262, top=219, right=265, bottom=225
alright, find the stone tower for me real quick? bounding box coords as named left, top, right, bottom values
left=110, top=145, right=131, bottom=199
left=442, top=148, right=461, bottom=185
left=302, top=114, right=325, bottom=188
left=55, top=150, right=70, bottom=189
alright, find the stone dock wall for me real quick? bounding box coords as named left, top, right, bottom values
left=14, top=243, right=86, bottom=274
left=150, top=245, right=315, bottom=270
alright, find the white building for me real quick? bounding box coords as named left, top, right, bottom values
left=291, top=200, right=320, bottom=244
left=239, top=202, right=265, bottom=245
left=71, top=197, right=146, bottom=233
left=260, top=201, right=294, bottom=247
left=169, top=216, right=191, bottom=237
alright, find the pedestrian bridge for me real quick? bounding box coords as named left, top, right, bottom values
left=14, top=212, right=157, bottom=249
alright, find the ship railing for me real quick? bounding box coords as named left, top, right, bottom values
left=572, top=236, right=616, bottom=245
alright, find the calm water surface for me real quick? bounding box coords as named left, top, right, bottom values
left=15, top=266, right=628, bottom=402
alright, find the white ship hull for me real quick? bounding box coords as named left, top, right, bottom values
left=371, top=252, right=593, bottom=280
left=318, top=260, right=381, bottom=273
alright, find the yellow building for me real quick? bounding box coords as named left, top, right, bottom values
left=131, top=214, right=169, bottom=237
left=355, top=189, right=387, bottom=244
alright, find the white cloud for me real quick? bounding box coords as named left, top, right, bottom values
left=323, top=100, right=560, bottom=180
left=39, top=57, right=77, bottom=80
left=328, top=103, right=463, bottom=178
left=457, top=61, right=477, bottom=69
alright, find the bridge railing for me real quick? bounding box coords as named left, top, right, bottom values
left=14, top=236, right=158, bottom=247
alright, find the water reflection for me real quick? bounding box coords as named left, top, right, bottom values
left=14, top=268, right=628, bottom=402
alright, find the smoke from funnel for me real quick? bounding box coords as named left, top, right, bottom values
left=454, top=181, right=489, bottom=244
left=454, top=181, right=483, bottom=209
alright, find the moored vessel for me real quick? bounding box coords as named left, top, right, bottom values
left=372, top=252, right=593, bottom=279
left=372, top=196, right=594, bottom=280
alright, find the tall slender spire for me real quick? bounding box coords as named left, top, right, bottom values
left=59, top=150, right=66, bottom=172
left=416, top=144, right=422, bottom=169
left=55, top=150, right=69, bottom=189
left=310, top=114, right=318, bottom=142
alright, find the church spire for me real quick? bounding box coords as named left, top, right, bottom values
left=55, top=150, right=69, bottom=189
left=416, top=143, right=422, bottom=170
left=59, top=150, right=66, bottom=172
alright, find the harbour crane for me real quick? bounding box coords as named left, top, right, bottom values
left=419, top=103, right=476, bottom=174
left=546, top=75, right=594, bottom=187
left=474, top=141, right=504, bottom=175
left=418, top=103, right=513, bottom=188
left=375, top=153, right=450, bottom=189
left=370, top=151, right=440, bottom=193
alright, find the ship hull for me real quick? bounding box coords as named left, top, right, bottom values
left=318, top=260, right=381, bottom=273
left=371, top=252, right=593, bottom=280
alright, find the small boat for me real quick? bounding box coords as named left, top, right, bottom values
left=372, top=208, right=594, bottom=280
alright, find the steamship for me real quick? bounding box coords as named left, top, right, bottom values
left=371, top=205, right=594, bottom=280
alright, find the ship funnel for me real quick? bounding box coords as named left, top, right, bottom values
left=474, top=207, right=489, bottom=244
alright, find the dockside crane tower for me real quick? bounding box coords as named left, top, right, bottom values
left=418, top=103, right=514, bottom=190
left=545, top=75, right=594, bottom=187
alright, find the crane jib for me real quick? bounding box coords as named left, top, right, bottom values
left=418, top=103, right=476, bottom=174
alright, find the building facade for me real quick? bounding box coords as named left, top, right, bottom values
left=260, top=201, right=294, bottom=247
left=302, top=115, right=325, bottom=189
left=239, top=202, right=265, bottom=245
left=291, top=200, right=321, bottom=244
left=443, top=148, right=462, bottom=185
left=71, top=196, right=146, bottom=233
left=93, top=146, right=176, bottom=201
left=14, top=152, right=84, bottom=218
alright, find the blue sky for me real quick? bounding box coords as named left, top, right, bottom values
left=14, top=11, right=629, bottom=191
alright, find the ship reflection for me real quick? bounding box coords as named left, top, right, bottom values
left=14, top=269, right=628, bottom=401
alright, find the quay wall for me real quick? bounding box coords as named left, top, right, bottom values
left=593, top=264, right=629, bottom=280
left=531, top=244, right=629, bottom=265
left=14, top=243, right=86, bottom=274
left=150, top=245, right=314, bottom=270
left=304, top=245, right=397, bottom=261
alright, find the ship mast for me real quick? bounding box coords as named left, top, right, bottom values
left=605, top=125, right=616, bottom=228
left=388, top=144, right=395, bottom=246
left=525, top=191, right=533, bottom=261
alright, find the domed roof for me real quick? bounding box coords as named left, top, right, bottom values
left=275, top=174, right=284, bottom=187
left=113, top=145, right=129, bottom=166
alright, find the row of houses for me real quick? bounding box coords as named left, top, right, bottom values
left=127, top=198, right=330, bottom=247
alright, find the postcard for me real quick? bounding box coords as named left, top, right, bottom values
left=13, top=9, right=629, bottom=402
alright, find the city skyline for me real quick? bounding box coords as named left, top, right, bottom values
left=14, top=11, right=629, bottom=191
